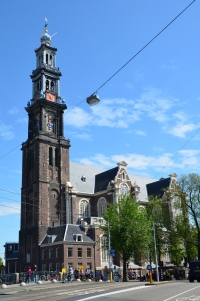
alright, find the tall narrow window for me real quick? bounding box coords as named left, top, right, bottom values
left=46, top=80, right=49, bottom=90
left=49, top=147, right=53, bottom=166
left=51, top=81, right=54, bottom=91
left=55, top=148, right=59, bottom=167
left=80, top=200, right=90, bottom=218
left=120, top=183, right=128, bottom=195
left=97, top=198, right=107, bottom=217
left=46, top=53, right=48, bottom=64
left=77, top=248, right=82, bottom=258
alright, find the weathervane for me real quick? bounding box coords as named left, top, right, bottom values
left=44, top=18, right=48, bottom=28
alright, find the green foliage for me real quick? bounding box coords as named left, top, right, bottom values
left=0, top=257, right=4, bottom=272
left=101, top=194, right=151, bottom=281
left=147, top=196, right=172, bottom=262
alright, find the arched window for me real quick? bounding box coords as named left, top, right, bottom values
left=120, top=182, right=128, bottom=196
left=97, top=197, right=107, bottom=217
left=80, top=199, right=90, bottom=218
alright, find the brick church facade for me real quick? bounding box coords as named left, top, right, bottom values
left=4, top=25, right=178, bottom=274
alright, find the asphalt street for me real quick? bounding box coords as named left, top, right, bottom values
left=1, top=280, right=200, bottom=301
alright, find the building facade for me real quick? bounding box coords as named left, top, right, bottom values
left=9, top=25, right=172, bottom=273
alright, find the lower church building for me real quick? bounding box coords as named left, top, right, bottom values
left=3, top=25, right=177, bottom=274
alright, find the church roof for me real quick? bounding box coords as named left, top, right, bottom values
left=70, top=162, right=155, bottom=202
left=70, top=162, right=105, bottom=194
left=94, top=167, right=118, bottom=193
left=146, top=177, right=170, bottom=198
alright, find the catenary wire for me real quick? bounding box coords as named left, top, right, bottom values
left=0, top=0, right=196, bottom=167
left=0, top=0, right=197, bottom=202
left=65, top=0, right=195, bottom=113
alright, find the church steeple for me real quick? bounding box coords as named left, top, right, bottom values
left=26, top=25, right=66, bottom=140
left=19, top=23, right=70, bottom=271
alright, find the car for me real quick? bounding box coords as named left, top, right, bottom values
left=188, top=260, right=200, bottom=282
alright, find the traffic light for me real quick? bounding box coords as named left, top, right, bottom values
left=184, top=256, right=188, bottom=267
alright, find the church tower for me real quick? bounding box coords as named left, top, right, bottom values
left=19, top=25, right=70, bottom=270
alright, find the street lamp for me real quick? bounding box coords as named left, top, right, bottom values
left=86, top=93, right=100, bottom=106
left=108, top=220, right=112, bottom=281
left=153, top=222, right=167, bottom=282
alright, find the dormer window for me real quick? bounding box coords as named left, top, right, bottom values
left=73, top=234, right=83, bottom=242
left=81, top=176, right=86, bottom=182
left=48, top=236, right=52, bottom=243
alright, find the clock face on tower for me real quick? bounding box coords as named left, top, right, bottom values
left=46, top=92, right=56, bottom=102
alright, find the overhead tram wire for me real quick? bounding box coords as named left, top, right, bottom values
left=65, top=0, right=195, bottom=114
left=0, top=1, right=196, bottom=205
left=0, top=1, right=196, bottom=163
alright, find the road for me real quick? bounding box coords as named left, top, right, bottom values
left=1, top=281, right=200, bottom=301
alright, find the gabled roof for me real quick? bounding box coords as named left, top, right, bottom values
left=94, top=167, right=118, bottom=193
left=41, top=225, right=66, bottom=244
left=70, top=162, right=156, bottom=201
left=64, top=224, right=94, bottom=243
left=146, top=177, right=170, bottom=198
left=40, top=224, right=94, bottom=245
left=70, top=162, right=105, bottom=193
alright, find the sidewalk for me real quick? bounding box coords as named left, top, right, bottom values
left=0, top=280, right=74, bottom=295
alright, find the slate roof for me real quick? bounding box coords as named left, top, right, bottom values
left=64, top=224, right=94, bottom=243
left=40, top=224, right=94, bottom=245
left=146, top=177, right=170, bottom=198
left=94, top=167, right=118, bottom=193
left=41, top=224, right=66, bottom=244
left=70, top=162, right=105, bottom=194
left=70, top=162, right=156, bottom=202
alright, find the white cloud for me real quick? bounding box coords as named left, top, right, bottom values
left=79, top=154, right=114, bottom=168
left=64, top=107, right=92, bottom=127
left=127, top=129, right=146, bottom=136
left=16, top=117, right=28, bottom=123
left=168, top=112, right=199, bottom=138
left=67, top=130, right=93, bottom=141
left=159, top=60, right=179, bottom=70
left=8, top=106, right=19, bottom=115
left=65, top=88, right=197, bottom=139
left=0, top=202, right=20, bottom=216
left=76, top=149, right=200, bottom=175
left=0, top=123, right=15, bottom=140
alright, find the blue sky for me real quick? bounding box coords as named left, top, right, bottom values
left=0, top=0, right=199, bottom=260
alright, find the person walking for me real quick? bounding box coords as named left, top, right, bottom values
left=25, top=266, right=32, bottom=283
left=33, top=265, right=38, bottom=283
left=67, top=265, right=73, bottom=282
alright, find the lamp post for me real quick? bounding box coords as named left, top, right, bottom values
left=152, top=222, right=167, bottom=282
left=108, top=220, right=112, bottom=281
left=153, top=222, right=159, bottom=282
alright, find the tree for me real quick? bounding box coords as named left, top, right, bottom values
left=0, top=257, right=4, bottom=273
left=101, top=194, right=151, bottom=281
left=146, top=196, right=172, bottom=263
left=171, top=174, right=200, bottom=259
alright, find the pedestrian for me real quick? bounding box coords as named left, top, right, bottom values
left=33, top=264, right=38, bottom=283
left=85, top=268, right=90, bottom=280
left=26, top=266, right=32, bottom=283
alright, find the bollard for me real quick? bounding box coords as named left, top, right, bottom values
left=149, top=272, right=152, bottom=284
